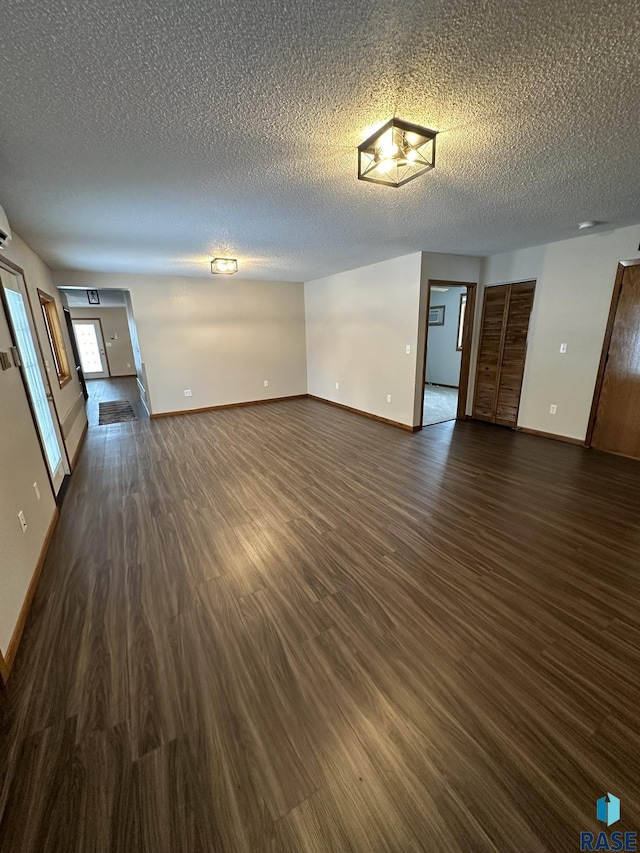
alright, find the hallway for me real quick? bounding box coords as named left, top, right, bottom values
left=84, top=377, right=146, bottom=427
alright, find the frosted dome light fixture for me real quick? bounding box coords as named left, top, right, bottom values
left=211, top=257, right=238, bottom=274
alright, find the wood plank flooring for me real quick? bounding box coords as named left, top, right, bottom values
left=1, top=378, right=639, bottom=851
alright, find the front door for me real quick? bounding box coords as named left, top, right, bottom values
left=72, top=319, right=110, bottom=378
left=0, top=268, right=67, bottom=494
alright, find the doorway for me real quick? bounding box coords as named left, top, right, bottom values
left=421, top=280, right=477, bottom=427
left=72, top=318, right=110, bottom=378
left=60, top=286, right=148, bottom=420
left=587, top=259, right=640, bottom=459
left=0, top=266, right=70, bottom=496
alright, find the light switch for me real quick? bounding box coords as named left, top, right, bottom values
left=559, top=343, right=568, bottom=353
left=405, top=344, right=411, bottom=354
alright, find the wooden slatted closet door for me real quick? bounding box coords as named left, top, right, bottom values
left=473, top=281, right=535, bottom=425
left=591, top=263, right=640, bottom=458
left=472, top=284, right=508, bottom=421
left=495, top=281, right=535, bottom=426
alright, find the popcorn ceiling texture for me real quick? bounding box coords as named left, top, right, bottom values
left=0, top=0, right=638, bottom=280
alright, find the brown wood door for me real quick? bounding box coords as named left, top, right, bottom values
left=473, top=281, right=535, bottom=426
left=591, top=263, right=640, bottom=458
left=495, top=281, right=535, bottom=426
left=473, top=285, right=508, bottom=421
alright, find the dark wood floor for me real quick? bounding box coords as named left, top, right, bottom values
left=1, top=379, right=639, bottom=852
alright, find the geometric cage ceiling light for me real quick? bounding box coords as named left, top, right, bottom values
left=357, top=117, right=438, bottom=187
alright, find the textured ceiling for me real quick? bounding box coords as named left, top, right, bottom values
left=0, top=0, right=639, bottom=281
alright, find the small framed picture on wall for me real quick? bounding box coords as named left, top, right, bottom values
left=87, top=289, right=100, bottom=305
left=428, top=305, right=445, bottom=326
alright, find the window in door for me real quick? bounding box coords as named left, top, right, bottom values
left=38, top=289, right=71, bottom=387
left=5, top=288, right=63, bottom=476
left=73, top=320, right=106, bottom=375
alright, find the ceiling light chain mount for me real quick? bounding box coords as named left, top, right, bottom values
left=211, top=257, right=238, bottom=275
left=358, top=117, right=438, bottom=188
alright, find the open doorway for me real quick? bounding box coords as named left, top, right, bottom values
left=58, top=287, right=149, bottom=424
left=421, top=280, right=477, bottom=427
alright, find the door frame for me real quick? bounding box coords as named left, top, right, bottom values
left=63, top=306, right=88, bottom=399
left=0, top=256, right=72, bottom=495
left=419, top=279, right=477, bottom=428
left=586, top=258, right=640, bottom=447
left=0, top=648, right=8, bottom=687
left=71, top=316, right=111, bottom=378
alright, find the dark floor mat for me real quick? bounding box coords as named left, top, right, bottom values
left=98, top=400, right=137, bottom=425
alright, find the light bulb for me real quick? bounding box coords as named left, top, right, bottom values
left=377, top=158, right=396, bottom=173
left=376, top=143, right=398, bottom=162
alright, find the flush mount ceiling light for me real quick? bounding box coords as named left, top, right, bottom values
left=358, top=118, right=438, bottom=187
left=211, top=257, right=238, bottom=274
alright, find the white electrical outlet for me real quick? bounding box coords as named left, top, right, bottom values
left=33, top=482, right=40, bottom=501
left=387, top=394, right=392, bottom=403
left=184, top=389, right=192, bottom=397
left=335, top=382, right=339, bottom=390
left=264, top=380, right=269, bottom=387
left=405, top=344, right=411, bottom=354
left=560, top=343, right=568, bottom=353
left=549, top=404, right=557, bottom=414
left=18, top=511, right=27, bottom=533
left=127, top=363, right=131, bottom=368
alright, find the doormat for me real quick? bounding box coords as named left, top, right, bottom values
left=98, top=400, right=137, bottom=425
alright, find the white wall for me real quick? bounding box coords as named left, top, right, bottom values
left=305, top=253, right=424, bottom=427
left=53, top=271, right=307, bottom=414
left=3, top=233, right=87, bottom=460
left=426, top=287, right=465, bottom=386
left=305, top=252, right=481, bottom=428
left=0, top=292, right=57, bottom=657
left=123, top=290, right=150, bottom=412
left=0, top=231, right=87, bottom=659
left=480, top=225, right=640, bottom=440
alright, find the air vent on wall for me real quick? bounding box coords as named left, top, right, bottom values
left=0, top=205, right=12, bottom=250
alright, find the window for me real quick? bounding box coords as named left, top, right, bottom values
left=38, top=289, right=71, bottom=387
left=457, top=293, right=467, bottom=351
